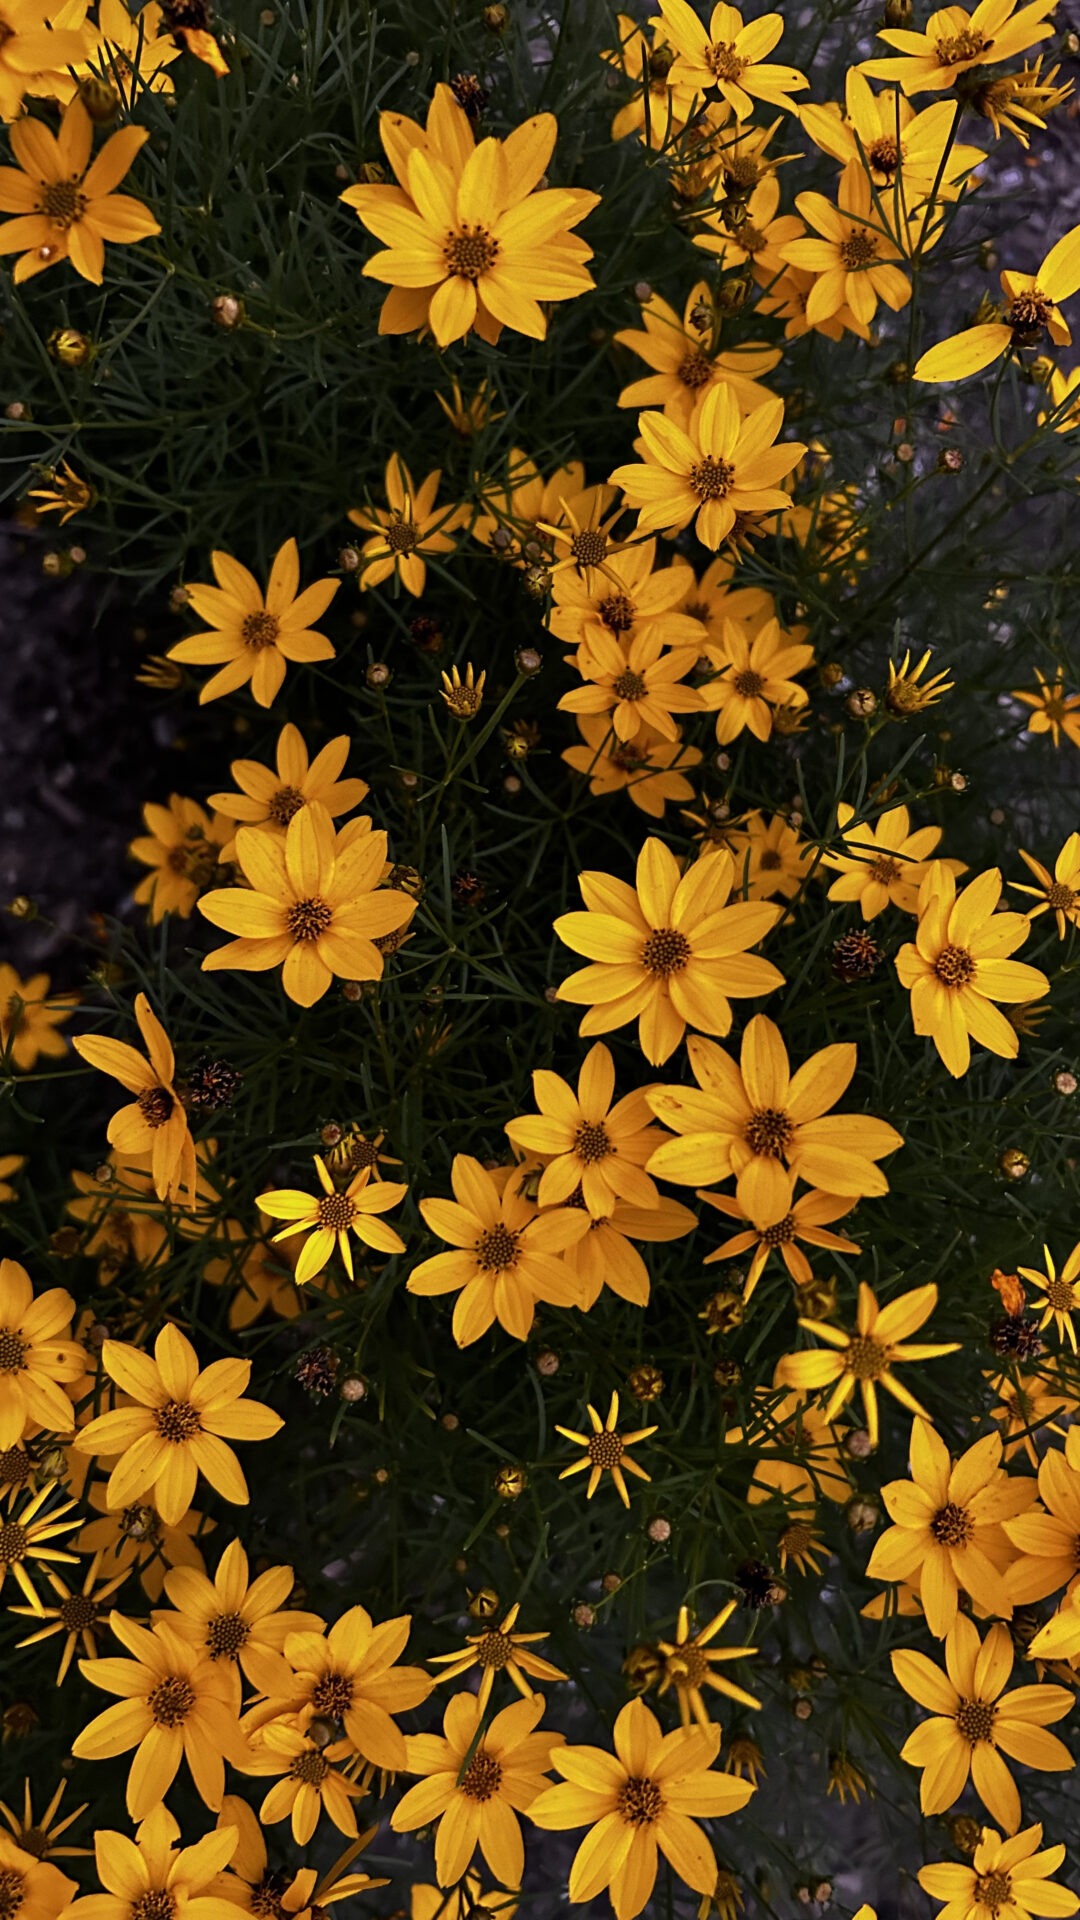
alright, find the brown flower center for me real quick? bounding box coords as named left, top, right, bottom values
left=475, top=1629, right=514, bottom=1669
left=613, top=669, right=647, bottom=701
left=206, top=1610, right=251, bottom=1659
left=147, top=1674, right=196, bottom=1727
left=840, top=229, right=879, bottom=269
left=153, top=1399, right=202, bottom=1444
left=972, top=1874, right=1011, bottom=1915
left=474, top=1223, right=520, bottom=1272
left=0, top=1870, right=26, bottom=1920
left=460, top=1749, right=502, bottom=1800
left=869, top=855, right=903, bottom=886
left=571, top=529, right=608, bottom=568
left=574, top=1120, right=611, bottom=1165
left=731, top=668, right=765, bottom=698
left=1007, top=289, right=1053, bottom=339
left=744, top=1107, right=794, bottom=1158
left=689, top=455, right=735, bottom=501
left=1046, top=1276, right=1077, bottom=1312
left=587, top=1429, right=624, bottom=1468
left=678, top=348, right=713, bottom=389
left=131, top=1895, right=176, bottom=1920
left=445, top=225, right=499, bottom=280
left=385, top=517, right=419, bottom=553
left=0, top=1446, right=31, bottom=1484
left=39, top=177, right=87, bottom=229
left=241, top=611, right=280, bottom=651
left=758, top=849, right=782, bottom=870
left=59, top=1593, right=100, bottom=1631
left=641, top=927, right=691, bottom=975
left=287, top=897, right=333, bottom=942
left=955, top=1697, right=997, bottom=1745
left=761, top=1212, right=796, bottom=1247
left=0, top=1523, right=27, bottom=1565
left=930, top=1502, right=974, bottom=1546
left=845, top=1334, right=887, bottom=1380
left=289, top=1750, right=331, bottom=1786
left=668, top=1643, right=708, bottom=1687
left=934, top=943, right=975, bottom=988
left=1046, top=882, right=1077, bottom=912
left=599, top=592, right=636, bottom=633
left=136, top=1086, right=175, bottom=1128
left=934, top=26, right=987, bottom=65
left=618, top=1775, right=664, bottom=1825
left=867, top=135, right=902, bottom=177
left=316, top=1191, right=357, bottom=1232
left=0, top=1330, right=25, bottom=1374
left=705, top=41, right=747, bottom=83
left=311, top=1671, right=354, bottom=1719
left=268, top=785, right=305, bottom=827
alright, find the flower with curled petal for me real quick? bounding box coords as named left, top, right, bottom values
left=72, top=993, right=196, bottom=1206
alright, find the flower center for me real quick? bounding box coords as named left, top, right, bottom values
left=476, top=1629, right=514, bottom=1669
left=869, top=855, right=903, bottom=885
left=731, top=668, right=765, bottom=698
left=1007, top=289, right=1053, bottom=340
left=311, top=1671, right=354, bottom=1718
left=289, top=1750, right=331, bottom=1786
left=705, top=41, right=747, bottom=83
left=761, top=1212, right=796, bottom=1247
left=206, top=1610, right=251, bottom=1659
left=618, top=1775, right=664, bottom=1825
left=136, top=1086, right=175, bottom=1128
left=934, top=943, right=975, bottom=988
left=385, top=517, right=419, bottom=553
left=758, top=850, right=782, bottom=870
left=839, top=229, right=879, bottom=269
left=972, top=1875, right=1011, bottom=1916
left=0, top=1446, right=31, bottom=1483
left=0, top=1870, right=26, bottom=1920
left=571, top=529, right=608, bottom=568
left=316, top=1191, right=357, bottom=1232
left=0, top=1330, right=25, bottom=1374
left=641, top=927, right=691, bottom=975
left=689, top=455, right=735, bottom=501
left=474, top=1223, right=520, bottom=1272
left=613, top=669, right=647, bottom=701
left=268, top=785, right=305, bottom=827
left=744, top=1107, right=794, bottom=1158
left=287, top=897, right=333, bottom=942
left=574, top=1120, right=611, bottom=1165
left=867, top=135, right=902, bottom=177
left=460, top=1749, right=502, bottom=1800
left=599, top=592, right=636, bottom=633
left=678, top=348, right=713, bottom=389
left=131, top=1895, right=176, bottom=1920
left=59, top=1593, right=100, bottom=1631
left=587, top=1430, right=624, bottom=1468
left=1046, top=882, right=1078, bottom=911
left=444, top=225, right=499, bottom=281
left=1046, top=1276, right=1077, bottom=1312
left=147, top=1674, right=196, bottom=1728
left=668, top=1643, right=708, bottom=1687
left=241, top=611, right=280, bottom=651
left=38, top=177, right=86, bottom=229
left=153, top=1399, right=202, bottom=1444
left=930, top=1502, right=974, bottom=1546
left=955, top=1697, right=997, bottom=1745
left=250, top=1876, right=291, bottom=1920
left=0, top=1523, right=27, bottom=1565
left=934, top=26, right=987, bottom=65
left=845, top=1334, right=887, bottom=1380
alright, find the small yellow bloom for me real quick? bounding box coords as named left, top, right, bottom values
left=823, top=801, right=956, bottom=919
left=1012, top=834, right=1080, bottom=937
left=562, top=716, right=701, bottom=819
left=916, top=223, right=1080, bottom=382
left=697, top=614, right=813, bottom=744
left=1017, top=1243, right=1080, bottom=1351
left=129, top=794, right=229, bottom=923
left=0, top=97, right=158, bottom=283
left=208, top=722, right=369, bottom=858
left=919, top=1823, right=1080, bottom=1920
left=428, top=1600, right=567, bottom=1712
left=10, top=1548, right=128, bottom=1681
left=440, top=661, right=486, bottom=720
left=657, top=1601, right=760, bottom=1726
left=0, top=1778, right=88, bottom=1861
left=0, top=0, right=90, bottom=123
left=392, top=1690, right=562, bottom=1887
left=972, top=55, right=1073, bottom=144
left=1012, top=670, right=1080, bottom=748
left=895, top=862, right=1049, bottom=1079
left=0, top=965, right=77, bottom=1071
left=434, top=375, right=504, bottom=437
left=258, top=1154, right=407, bottom=1285
left=861, top=0, right=1059, bottom=95
left=86, top=0, right=182, bottom=96
left=600, top=12, right=700, bottom=145
left=409, top=1157, right=580, bottom=1346
left=72, top=993, right=196, bottom=1205
left=27, top=459, right=93, bottom=523
left=167, top=538, right=339, bottom=708
left=0, top=1483, right=79, bottom=1605
left=614, top=282, right=781, bottom=426
left=658, top=0, right=807, bottom=119
left=611, top=386, right=806, bottom=551
left=781, top=162, right=912, bottom=330
left=556, top=1389, right=656, bottom=1506
left=777, top=1281, right=960, bottom=1447
left=697, top=1174, right=861, bottom=1301
left=886, top=646, right=954, bottom=714
left=152, top=1536, right=323, bottom=1704
left=348, top=454, right=468, bottom=597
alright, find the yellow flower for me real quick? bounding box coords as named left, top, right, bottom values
left=724, top=1373, right=852, bottom=1508
left=74, top=1614, right=249, bottom=1817
left=245, top=1722, right=363, bottom=1846
left=440, top=661, right=486, bottom=720
left=555, top=838, right=785, bottom=1066
left=895, top=862, right=1050, bottom=1079
left=263, top=1605, right=432, bottom=1773
left=409, top=1157, right=580, bottom=1345
left=529, top=1695, right=755, bottom=1920
left=86, top=0, right=181, bottom=96
left=0, top=1257, right=84, bottom=1448
left=1012, top=834, right=1080, bottom=937
left=0, top=965, right=76, bottom=1071
left=559, top=625, right=704, bottom=745
left=781, top=163, right=911, bottom=331
left=886, top=647, right=954, bottom=714
left=473, top=445, right=613, bottom=566
left=697, top=614, right=813, bottom=744
left=600, top=13, right=700, bottom=145
left=697, top=1174, right=861, bottom=1301
left=800, top=68, right=982, bottom=197
left=434, top=374, right=504, bottom=436
left=611, top=387, right=806, bottom=550
left=646, top=1013, right=904, bottom=1218
left=348, top=455, right=468, bottom=596
left=1017, top=1244, right=1080, bottom=1350
left=167, top=538, right=339, bottom=707
left=726, top=811, right=812, bottom=901
left=214, top=1795, right=387, bottom=1915
left=0, top=97, right=158, bottom=282
left=504, top=1042, right=664, bottom=1218
left=75, top=1482, right=213, bottom=1603
left=892, top=1615, right=1074, bottom=1833
left=10, top=1547, right=128, bottom=1681
left=973, top=56, right=1074, bottom=144
left=658, top=0, right=806, bottom=118
left=0, top=0, right=90, bottom=122
left=862, top=0, right=1060, bottom=95
left=204, top=1223, right=303, bottom=1330
left=129, top=794, right=229, bottom=923
left=614, top=283, right=781, bottom=425
left=548, top=538, right=706, bottom=656
left=823, top=801, right=956, bottom=918
left=0, top=1834, right=74, bottom=1920
left=207, top=723, right=369, bottom=859
left=1012, top=671, right=1080, bottom=748
left=72, top=993, right=196, bottom=1205
left=258, top=1154, right=407, bottom=1284
left=428, top=1600, right=567, bottom=1713
left=865, top=1420, right=1034, bottom=1636
left=562, top=716, right=702, bottom=819
left=1004, top=1431, right=1080, bottom=1603
left=556, top=1191, right=699, bottom=1309
left=392, top=1690, right=562, bottom=1887
left=919, top=1823, right=1080, bottom=1920
left=916, top=224, right=1080, bottom=382
left=0, top=1482, right=79, bottom=1603
left=74, top=1321, right=283, bottom=1525
left=656, top=1602, right=760, bottom=1727
left=61, top=1804, right=238, bottom=1920
left=779, top=1517, right=828, bottom=1576
left=0, top=1778, right=88, bottom=1861
left=988, top=1366, right=1077, bottom=1468
left=694, top=174, right=805, bottom=292
left=778, top=1281, right=960, bottom=1447
left=556, top=1389, right=656, bottom=1506
left=197, top=804, right=416, bottom=1008
left=27, top=458, right=93, bottom=522
left=151, top=1537, right=322, bottom=1703
left=343, top=84, right=598, bottom=346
